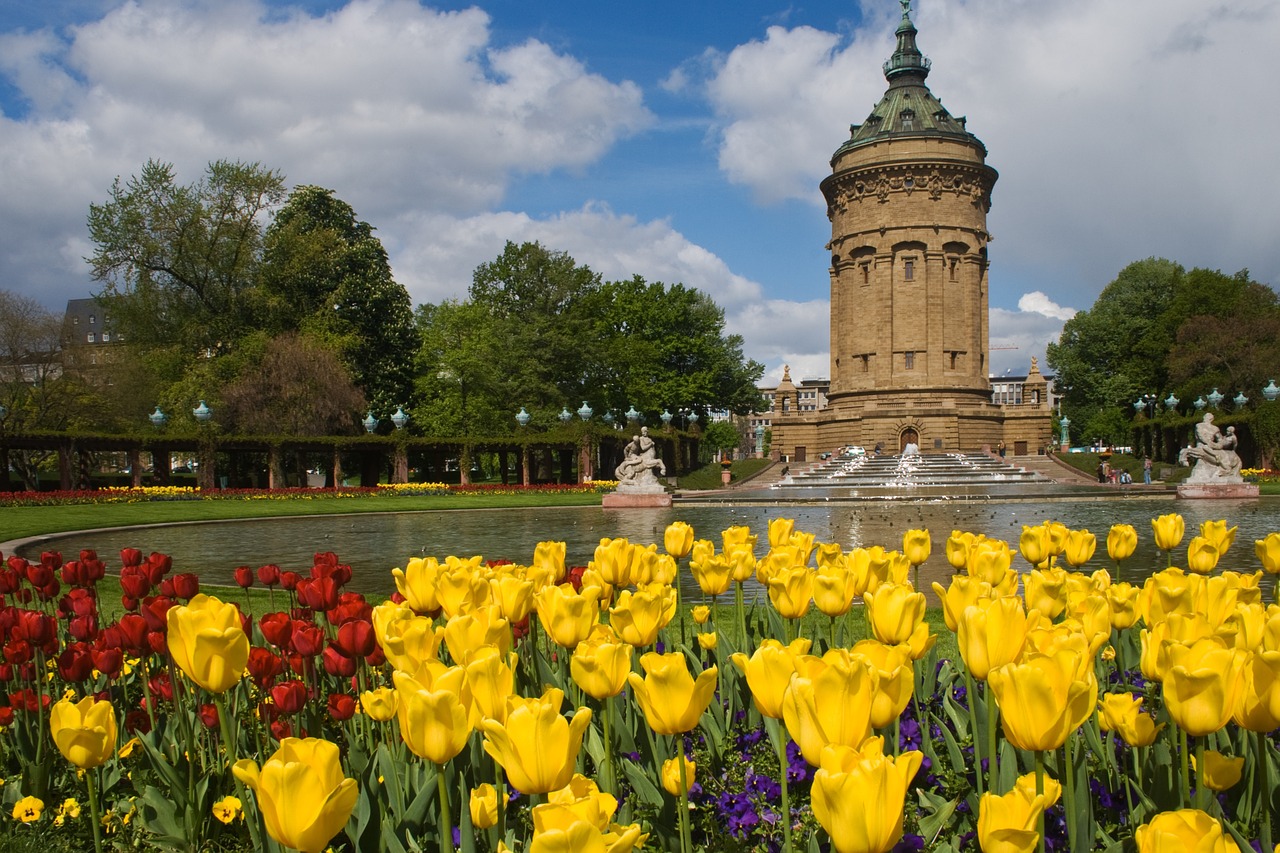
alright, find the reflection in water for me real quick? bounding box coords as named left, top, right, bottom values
left=16, top=499, right=1280, bottom=601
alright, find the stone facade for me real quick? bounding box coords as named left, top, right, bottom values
left=770, top=3, right=1052, bottom=461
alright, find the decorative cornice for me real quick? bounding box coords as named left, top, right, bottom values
left=823, top=163, right=994, bottom=217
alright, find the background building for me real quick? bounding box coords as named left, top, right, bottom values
left=771, top=3, right=1051, bottom=461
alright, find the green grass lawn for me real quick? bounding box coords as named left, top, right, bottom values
left=0, top=491, right=604, bottom=543
left=676, top=457, right=772, bottom=490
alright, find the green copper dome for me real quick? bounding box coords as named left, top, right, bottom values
left=832, top=1, right=985, bottom=161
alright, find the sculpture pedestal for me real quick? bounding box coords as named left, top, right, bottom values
left=603, top=485, right=672, bottom=508
left=1176, top=483, right=1259, bottom=500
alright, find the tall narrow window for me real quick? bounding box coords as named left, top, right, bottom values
left=949, top=351, right=958, bottom=369
left=904, top=351, right=915, bottom=370
left=903, top=259, right=915, bottom=281
left=87, top=332, right=95, bottom=343
left=949, top=259, right=958, bottom=281
left=860, top=355, right=870, bottom=373
left=861, top=263, right=870, bottom=284
left=89, top=314, right=96, bottom=325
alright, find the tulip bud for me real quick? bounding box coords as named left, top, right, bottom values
left=661, top=755, right=697, bottom=796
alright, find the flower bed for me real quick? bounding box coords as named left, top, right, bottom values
left=0, top=514, right=1276, bottom=852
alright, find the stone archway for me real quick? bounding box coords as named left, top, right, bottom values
left=899, top=428, right=919, bottom=453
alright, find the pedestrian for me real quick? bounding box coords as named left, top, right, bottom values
left=1097, top=461, right=1106, bottom=483
left=1143, top=456, right=1152, bottom=485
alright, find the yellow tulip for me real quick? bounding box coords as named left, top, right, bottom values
left=902, top=528, right=931, bottom=566
left=1018, top=524, right=1051, bottom=568
left=376, top=610, right=445, bottom=673
left=977, top=771, right=1061, bottom=853
left=535, top=583, right=602, bottom=650
left=956, top=597, right=1035, bottom=681
left=465, top=646, right=518, bottom=723
left=609, top=588, right=674, bottom=648
left=1199, top=519, right=1237, bottom=557
left=789, top=530, right=817, bottom=565
left=813, top=566, right=857, bottom=617
left=1142, top=568, right=1195, bottom=624
left=1255, top=532, right=1280, bottom=574
left=969, top=540, right=1014, bottom=586
left=815, top=542, right=845, bottom=568
left=49, top=696, right=116, bottom=770
left=166, top=594, right=250, bottom=694
left=393, top=666, right=472, bottom=764
left=444, top=606, right=510, bottom=664
left=570, top=625, right=633, bottom=701
left=627, top=652, right=717, bottom=735
left=1063, top=529, right=1096, bottom=568
left=1107, top=524, right=1138, bottom=562
left=690, top=539, right=715, bottom=568
left=661, top=756, right=696, bottom=796
left=932, top=575, right=993, bottom=633
left=810, top=739, right=923, bottom=853
left=1107, top=583, right=1141, bottom=629
left=1152, top=513, right=1186, bottom=552
left=1064, top=592, right=1112, bottom=655
left=233, top=738, right=358, bottom=853
left=721, top=525, right=757, bottom=554
left=1185, top=536, right=1220, bottom=575
left=730, top=638, right=812, bottom=720
left=689, top=553, right=733, bottom=597
left=1023, top=567, right=1068, bottom=619
left=435, top=569, right=492, bottom=618
left=767, top=566, right=813, bottom=619
left=593, top=538, right=636, bottom=588
left=491, top=574, right=536, bottom=624
left=988, top=649, right=1097, bottom=751
left=946, top=530, right=977, bottom=570
left=852, top=639, right=914, bottom=730
left=1191, top=751, right=1244, bottom=791
left=481, top=688, right=592, bottom=794
left=532, top=541, right=567, bottom=583
left=768, top=517, right=796, bottom=548
left=1162, top=638, right=1247, bottom=737
left=360, top=687, right=398, bottom=722
left=664, top=521, right=695, bottom=558
left=391, top=557, right=442, bottom=613
left=725, top=544, right=756, bottom=583
left=469, top=783, right=506, bottom=830
left=691, top=605, right=710, bottom=624
left=527, top=820, right=645, bottom=853
left=1097, top=692, right=1143, bottom=733
left=783, top=652, right=877, bottom=766
left=696, top=632, right=718, bottom=650
left=1233, top=649, right=1280, bottom=732
left=1134, top=808, right=1241, bottom=853
left=542, top=774, right=617, bottom=831
left=864, top=582, right=926, bottom=646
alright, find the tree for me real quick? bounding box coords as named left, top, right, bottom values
left=1046, top=258, right=1183, bottom=444
left=413, top=300, right=510, bottom=437
left=468, top=242, right=603, bottom=420
left=219, top=334, right=365, bottom=435
left=87, top=159, right=286, bottom=356
left=702, top=419, right=741, bottom=458
left=260, top=186, right=418, bottom=417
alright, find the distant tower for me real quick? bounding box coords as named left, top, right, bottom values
left=771, top=1, right=1050, bottom=459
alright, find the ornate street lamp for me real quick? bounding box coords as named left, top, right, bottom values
left=625, top=405, right=640, bottom=424
left=192, top=400, right=212, bottom=423
left=391, top=407, right=410, bottom=430
left=1164, top=392, right=1180, bottom=411
left=558, top=407, right=573, bottom=425
left=577, top=401, right=593, bottom=421
left=363, top=412, right=378, bottom=434
left=688, top=410, right=699, bottom=425
left=1207, top=388, right=1224, bottom=408
left=1234, top=391, right=1249, bottom=409
left=1264, top=380, right=1279, bottom=403
left=1194, top=396, right=1207, bottom=411
left=602, top=411, right=615, bottom=427
left=149, top=406, right=167, bottom=428
left=515, top=407, right=531, bottom=427
left=660, top=409, right=673, bottom=428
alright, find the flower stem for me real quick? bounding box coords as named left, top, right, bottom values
left=1062, top=738, right=1077, bottom=852
left=1257, top=730, right=1273, bottom=853
left=86, top=768, right=104, bottom=853
left=964, top=668, right=984, bottom=799
left=215, top=693, right=265, bottom=852
left=437, top=762, right=454, bottom=853
left=677, top=737, right=693, bottom=853
left=603, top=696, right=617, bottom=796
left=777, top=734, right=794, bottom=853
left=985, top=686, right=999, bottom=794
left=1035, top=751, right=1046, bottom=853
left=1194, top=737, right=1206, bottom=811
left=1179, top=728, right=1190, bottom=809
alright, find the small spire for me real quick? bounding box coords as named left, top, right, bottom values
left=884, top=0, right=931, bottom=83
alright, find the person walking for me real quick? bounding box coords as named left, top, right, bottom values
left=1143, top=456, right=1152, bottom=485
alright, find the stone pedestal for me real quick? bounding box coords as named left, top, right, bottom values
left=603, top=485, right=672, bottom=508
left=1176, top=483, right=1260, bottom=500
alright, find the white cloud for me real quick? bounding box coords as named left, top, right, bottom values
left=700, top=0, right=1280, bottom=306
left=0, top=0, right=651, bottom=304
left=1016, top=291, right=1076, bottom=322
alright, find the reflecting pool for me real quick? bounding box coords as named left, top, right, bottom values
left=12, top=498, right=1280, bottom=600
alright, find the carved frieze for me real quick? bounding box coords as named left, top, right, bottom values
left=824, top=163, right=992, bottom=218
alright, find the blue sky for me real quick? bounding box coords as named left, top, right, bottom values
left=1, top=0, right=1277, bottom=383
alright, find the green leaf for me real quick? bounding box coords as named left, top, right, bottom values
left=622, top=758, right=665, bottom=810
left=916, top=788, right=960, bottom=845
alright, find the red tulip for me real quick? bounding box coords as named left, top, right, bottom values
left=14, top=610, right=56, bottom=648
left=144, top=553, right=171, bottom=583
left=0, top=706, right=13, bottom=727
left=327, top=693, right=356, bottom=721
left=297, top=577, right=340, bottom=612
left=40, top=552, right=62, bottom=571
left=119, top=566, right=151, bottom=599
left=322, top=645, right=357, bottom=678
left=271, top=680, right=308, bottom=715
left=327, top=593, right=371, bottom=626
left=60, top=588, right=97, bottom=619
left=257, top=564, right=280, bottom=586
left=139, top=595, right=173, bottom=632
left=147, top=672, right=173, bottom=704
left=120, top=548, right=142, bottom=567
left=147, top=631, right=167, bottom=654
left=366, top=645, right=386, bottom=667
left=0, top=566, right=20, bottom=594
left=199, top=703, right=219, bottom=729
left=57, top=644, right=94, bottom=682
left=270, top=719, right=293, bottom=740
left=280, top=571, right=301, bottom=592
left=247, top=647, right=284, bottom=689
left=114, top=614, right=149, bottom=653
left=68, top=615, right=98, bottom=642
left=233, top=566, right=254, bottom=588
left=290, top=621, right=325, bottom=657
left=3, top=640, right=32, bottom=665
left=170, top=573, right=199, bottom=600
left=91, top=646, right=123, bottom=679
left=25, top=563, right=53, bottom=588
left=334, top=621, right=375, bottom=658
left=124, top=709, right=150, bottom=734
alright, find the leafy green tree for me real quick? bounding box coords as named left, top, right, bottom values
left=87, top=159, right=286, bottom=356
left=219, top=333, right=366, bottom=435
left=413, top=300, right=510, bottom=437
left=1046, top=258, right=1182, bottom=444
left=1165, top=270, right=1280, bottom=397
left=702, top=419, right=742, bottom=458
left=260, top=186, right=418, bottom=417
